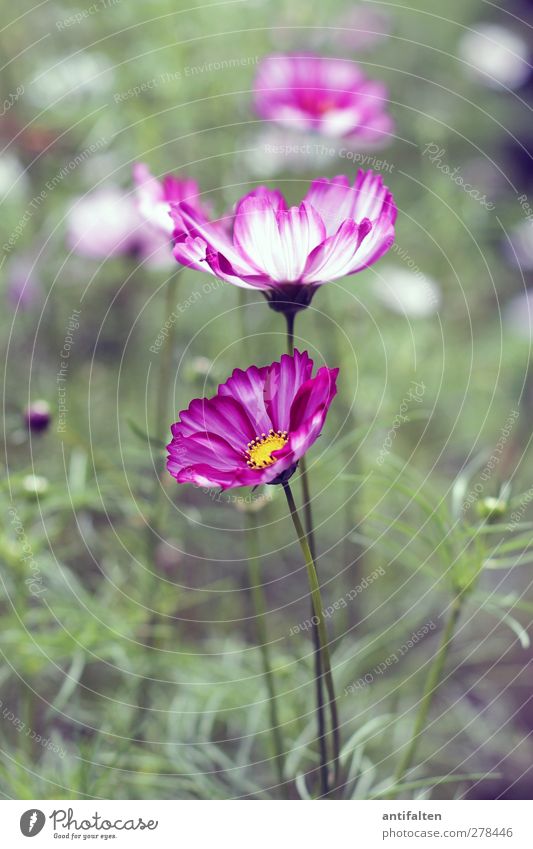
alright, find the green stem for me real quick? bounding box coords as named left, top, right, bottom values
left=285, top=312, right=329, bottom=796
left=238, top=288, right=251, bottom=362
left=285, top=311, right=295, bottom=355
left=391, top=594, right=464, bottom=795
left=147, top=269, right=182, bottom=546
left=283, top=481, right=341, bottom=792
left=246, top=514, right=285, bottom=788
left=136, top=269, right=182, bottom=739
left=156, top=269, right=182, bottom=447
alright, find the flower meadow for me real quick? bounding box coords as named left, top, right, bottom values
left=2, top=0, right=533, bottom=805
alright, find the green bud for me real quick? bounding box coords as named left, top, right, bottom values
left=22, top=475, right=49, bottom=498
left=476, top=496, right=507, bottom=521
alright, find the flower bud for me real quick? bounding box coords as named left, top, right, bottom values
left=476, top=496, right=507, bottom=521
left=24, top=400, right=51, bottom=434
left=22, top=475, right=49, bottom=498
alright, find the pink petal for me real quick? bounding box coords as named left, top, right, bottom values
left=264, top=349, right=314, bottom=431
left=234, top=197, right=325, bottom=282
left=178, top=395, right=256, bottom=450
left=302, top=219, right=372, bottom=283
left=218, top=365, right=272, bottom=433
left=289, top=366, right=339, bottom=432
left=168, top=430, right=241, bottom=470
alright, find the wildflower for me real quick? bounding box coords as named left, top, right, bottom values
left=171, top=171, right=396, bottom=314
left=254, top=55, right=393, bottom=143
left=24, top=400, right=51, bottom=434
left=166, top=349, right=338, bottom=489
left=133, top=163, right=209, bottom=236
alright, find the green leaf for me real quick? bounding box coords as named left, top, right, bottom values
left=127, top=418, right=166, bottom=449
left=370, top=772, right=501, bottom=798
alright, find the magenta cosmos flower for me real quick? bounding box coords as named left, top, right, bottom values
left=133, top=163, right=210, bottom=236
left=254, top=55, right=393, bottom=144
left=167, top=350, right=338, bottom=490
left=171, top=170, right=396, bottom=313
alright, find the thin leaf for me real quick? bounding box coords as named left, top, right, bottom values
left=127, top=418, right=166, bottom=449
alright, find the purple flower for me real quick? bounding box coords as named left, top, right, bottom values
left=5, top=256, right=42, bottom=311
left=133, top=163, right=210, bottom=237
left=24, top=400, right=51, bottom=434
left=166, top=350, right=338, bottom=490
left=253, top=55, right=393, bottom=144
left=171, top=170, right=396, bottom=312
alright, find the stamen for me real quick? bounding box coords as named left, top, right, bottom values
left=245, top=429, right=289, bottom=469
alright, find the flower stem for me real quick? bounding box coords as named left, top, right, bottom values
left=156, top=269, right=182, bottom=448
left=390, top=594, right=464, bottom=796
left=285, top=311, right=295, bottom=354
left=136, top=269, right=182, bottom=740
left=282, top=481, right=341, bottom=793
left=246, top=514, right=285, bottom=788
left=147, top=269, right=182, bottom=547
left=284, top=312, right=329, bottom=796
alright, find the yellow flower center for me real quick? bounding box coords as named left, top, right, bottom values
left=245, top=429, right=288, bottom=469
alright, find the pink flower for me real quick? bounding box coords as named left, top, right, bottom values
left=132, top=163, right=209, bottom=236
left=166, top=349, right=338, bottom=490
left=66, top=186, right=173, bottom=268
left=171, top=170, right=396, bottom=312
left=5, top=256, right=42, bottom=311
left=253, top=55, right=393, bottom=144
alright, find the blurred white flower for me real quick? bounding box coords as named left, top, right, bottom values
left=505, top=220, right=533, bottom=269
left=505, top=290, right=533, bottom=340
left=29, top=54, right=113, bottom=106
left=0, top=153, right=29, bottom=201
left=66, top=186, right=173, bottom=268
left=458, top=24, right=530, bottom=89
left=22, top=475, right=49, bottom=497
left=372, top=266, right=441, bottom=317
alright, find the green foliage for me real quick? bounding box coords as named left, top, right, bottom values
left=1, top=0, right=532, bottom=800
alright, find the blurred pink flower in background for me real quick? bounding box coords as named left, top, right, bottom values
left=254, top=54, right=393, bottom=144
left=171, top=170, right=396, bottom=313
left=66, top=186, right=173, bottom=267
left=5, top=255, right=43, bottom=311
left=133, top=163, right=210, bottom=236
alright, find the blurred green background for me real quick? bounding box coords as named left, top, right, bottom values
left=1, top=0, right=533, bottom=800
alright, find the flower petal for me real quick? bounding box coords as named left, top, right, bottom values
left=289, top=366, right=339, bottom=432
left=218, top=365, right=272, bottom=433
left=234, top=197, right=325, bottom=282
left=178, top=395, right=256, bottom=450
left=302, top=218, right=372, bottom=283
left=264, top=349, right=314, bottom=431
left=166, top=351, right=338, bottom=491
left=304, top=171, right=395, bottom=236
left=168, top=430, right=241, bottom=471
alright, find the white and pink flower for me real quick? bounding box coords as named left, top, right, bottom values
left=171, top=170, right=396, bottom=312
